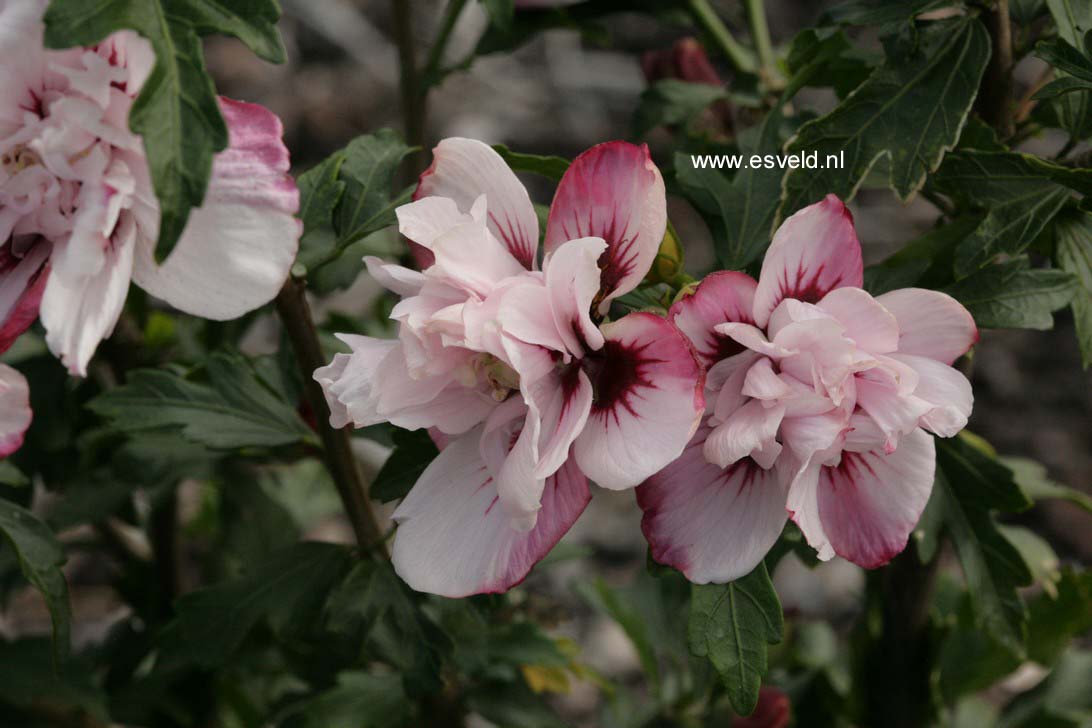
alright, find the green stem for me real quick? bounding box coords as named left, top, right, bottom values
left=743, top=0, right=778, bottom=87
left=422, top=0, right=469, bottom=91
left=274, top=277, right=388, bottom=557
left=687, top=0, right=756, bottom=75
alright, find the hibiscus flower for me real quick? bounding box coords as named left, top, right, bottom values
left=0, top=0, right=300, bottom=375
left=316, top=138, right=704, bottom=596
left=638, top=195, right=977, bottom=581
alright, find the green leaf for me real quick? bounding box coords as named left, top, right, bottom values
left=938, top=599, right=1023, bottom=703
left=931, top=151, right=1072, bottom=277
left=0, top=461, right=29, bottom=488
left=944, top=258, right=1078, bottom=329
left=1033, top=75, right=1092, bottom=102
left=1025, top=568, right=1092, bottom=665
left=688, top=563, right=783, bottom=715
left=295, top=150, right=348, bottom=272
left=466, top=680, right=568, bottom=728
left=492, top=144, right=570, bottom=181
left=43, top=0, right=287, bottom=260
left=1000, top=649, right=1092, bottom=727
left=0, top=639, right=107, bottom=722
left=675, top=106, right=784, bottom=269
left=1035, top=37, right=1092, bottom=84
left=334, top=130, right=415, bottom=249
left=864, top=217, right=981, bottom=294
left=371, top=428, right=440, bottom=504
left=326, top=560, right=449, bottom=694
left=160, top=541, right=350, bottom=668
left=1003, top=456, right=1092, bottom=514
left=281, top=672, right=413, bottom=728
left=935, top=438, right=1033, bottom=654
left=480, top=0, right=515, bottom=33
left=88, top=352, right=317, bottom=449
left=779, top=16, right=990, bottom=216
left=1039, top=0, right=1092, bottom=143
left=821, top=0, right=958, bottom=27
left=633, top=80, right=729, bottom=137
left=0, top=498, right=71, bottom=663
left=1053, top=209, right=1092, bottom=368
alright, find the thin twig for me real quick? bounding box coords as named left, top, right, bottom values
left=979, top=0, right=1015, bottom=138
left=686, top=0, right=757, bottom=75
left=422, top=0, right=469, bottom=92
left=743, top=0, right=780, bottom=89
left=275, top=277, right=388, bottom=557
left=391, top=0, right=426, bottom=152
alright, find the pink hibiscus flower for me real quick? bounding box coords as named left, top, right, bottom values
left=638, top=195, right=978, bottom=581
left=0, top=363, right=30, bottom=457
left=0, top=0, right=300, bottom=375
left=316, top=138, right=704, bottom=596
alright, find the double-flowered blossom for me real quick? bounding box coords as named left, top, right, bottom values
left=316, top=138, right=704, bottom=596
left=638, top=195, right=978, bottom=581
left=0, top=0, right=300, bottom=376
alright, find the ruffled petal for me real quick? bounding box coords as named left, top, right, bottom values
left=817, top=287, right=899, bottom=354
left=0, top=363, right=31, bottom=458
left=0, top=240, right=50, bottom=354
left=131, top=97, right=300, bottom=320
left=704, top=399, right=785, bottom=469
left=752, top=194, right=863, bottom=328
left=545, top=141, right=667, bottom=309
left=415, top=138, right=539, bottom=269
left=817, top=428, right=936, bottom=568
left=391, top=429, right=590, bottom=597
left=669, top=271, right=757, bottom=367
left=39, top=215, right=135, bottom=375
left=544, top=236, right=606, bottom=356
left=573, top=312, right=703, bottom=489
left=876, top=287, right=978, bottom=365
left=891, top=353, right=973, bottom=437
left=637, top=420, right=787, bottom=583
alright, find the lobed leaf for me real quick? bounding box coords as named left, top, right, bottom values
left=1053, top=210, right=1092, bottom=368
left=688, top=563, right=783, bottom=715
left=372, top=428, right=440, bottom=504
left=944, top=258, right=1077, bottom=330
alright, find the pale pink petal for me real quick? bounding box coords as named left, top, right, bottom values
left=0, top=363, right=31, bottom=457
left=544, top=141, right=667, bottom=309
left=779, top=410, right=848, bottom=461
left=0, top=240, right=50, bottom=354
left=391, top=429, right=590, bottom=597
left=573, top=312, right=703, bottom=489
left=491, top=277, right=569, bottom=355
left=39, top=215, right=135, bottom=375
left=313, top=351, right=354, bottom=429
left=855, top=376, right=932, bottom=451
left=714, top=322, right=795, bottom=359
left=752, top=194, right=863, bottom=328
left=637, top=420, right=787, bottom=583
left=481, top=397, right=543, bottom=530
left=741, top=357, right=790, bottom=401
left=817, top=287, right=899, bottom=354
left=396, top=196, right=471, bottom=250
left=524, top=365, right=594, bottom=479
left=891, top=353, right=973, bottom=437
left=131, top=97, right=300, bottom=320
left=363, top=255, right=425, bottom=297
left=669, top=271, right=757, bottom=367
left=428, top=216, right=526, bottom=296
left=817, top=428, right=936, bottom=568
left=876, top=288, right=978, bottom=364
left=415, top=138, right=539, bottom=269
left=786, top=458, right=834, bottom=561
left=544, top=237, right=606, bottom=356
left=704, top=399, right=785, bottom=469
left=707, top=350, right=762, bottom=420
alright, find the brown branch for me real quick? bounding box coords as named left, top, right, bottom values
left=275, top=276, right=388, bottom=557
left=979, top=0, right=1015, bottom=139
left=391, top=0, right=426, bottom=162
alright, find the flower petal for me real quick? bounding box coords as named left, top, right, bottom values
left=891, top=353, right=973, bottom=437
left=669, top=271, right=757, bottom=367
left=637, top=420, right=787, bottom=583
left=752, top=194, right=863, bottom=328
left=704, top=399, right=785, bottom=469
left=544, top=237, right=607, bottom=356
left=415, top=137, right=539, bottom=269
left=817, top=428, right=936, bottom=568
left=0, top=240, right=50, bottom=354
left=573, top=312, right=703, bottom=490
left=876, top=287, right=978, bottom=364
left=0, top=363, right=31, bottom=458
left=817, top=286, right=898, bottom=354
left=545, top=141, right=667, bottom=309
left=39, top=215, right=135, bottom=375
left=132, top=97, right=300, bottom=320
left=363, top=255, right=425, bottom=297
left=392, top=429, right=590, bottom=597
